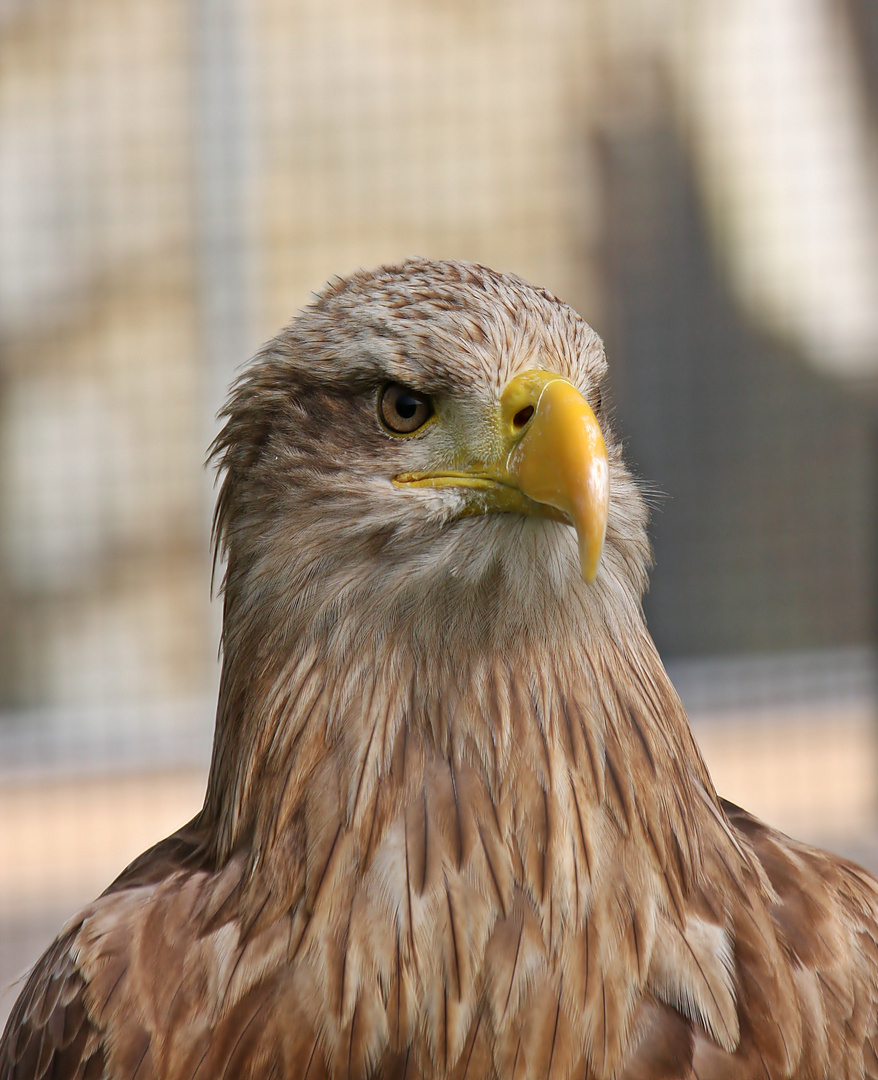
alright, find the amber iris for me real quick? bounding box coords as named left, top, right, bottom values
left=378, top=383, right=434, bottom=435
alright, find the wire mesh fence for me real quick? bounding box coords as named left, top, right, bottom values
left=2, top=0, right=877, bottom=1026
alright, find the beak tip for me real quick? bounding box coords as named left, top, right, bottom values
left=579, top=541, right=601, bottom=584
left=581, top=558, right=599, bottom=585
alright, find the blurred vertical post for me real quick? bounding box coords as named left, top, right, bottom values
left=191, top=0, right=262, bottom=440
left=191, top=0, right=262, bottom=678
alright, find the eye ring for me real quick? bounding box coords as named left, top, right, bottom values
left=378, top=383, right=435, bottom=435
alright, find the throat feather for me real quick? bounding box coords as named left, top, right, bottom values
left=205, top=629, right=719, bottom=919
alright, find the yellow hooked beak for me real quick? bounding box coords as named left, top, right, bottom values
left=393, top=370, right=610, bottom=583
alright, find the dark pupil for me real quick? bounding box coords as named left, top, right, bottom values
left=395, top=394, right=419, bottom=419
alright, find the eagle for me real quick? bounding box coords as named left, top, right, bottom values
left=3, top=258, right=878, bottom=1080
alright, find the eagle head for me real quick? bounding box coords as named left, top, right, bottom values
left=212, top=259, right=650, bottom=662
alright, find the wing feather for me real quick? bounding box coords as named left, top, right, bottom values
left=0, top=926, right=105, bottom=1080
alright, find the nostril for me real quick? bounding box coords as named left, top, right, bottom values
left=512, top=405, right=534, bottom=429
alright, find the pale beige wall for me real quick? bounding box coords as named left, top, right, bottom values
left=0, top=0, right=208, bottom=706
left=253, top=0, right=604, bottom=334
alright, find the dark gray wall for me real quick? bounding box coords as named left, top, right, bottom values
left=599, top=125, right=876, bottom=658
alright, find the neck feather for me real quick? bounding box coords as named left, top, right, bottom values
left=201, top=606, right=722, bottom=922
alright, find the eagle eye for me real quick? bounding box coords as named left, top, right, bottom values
left=378, top=383, right=434, bottom=435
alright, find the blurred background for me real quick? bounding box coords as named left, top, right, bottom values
left=2, top=0, right=878, bottom=1025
